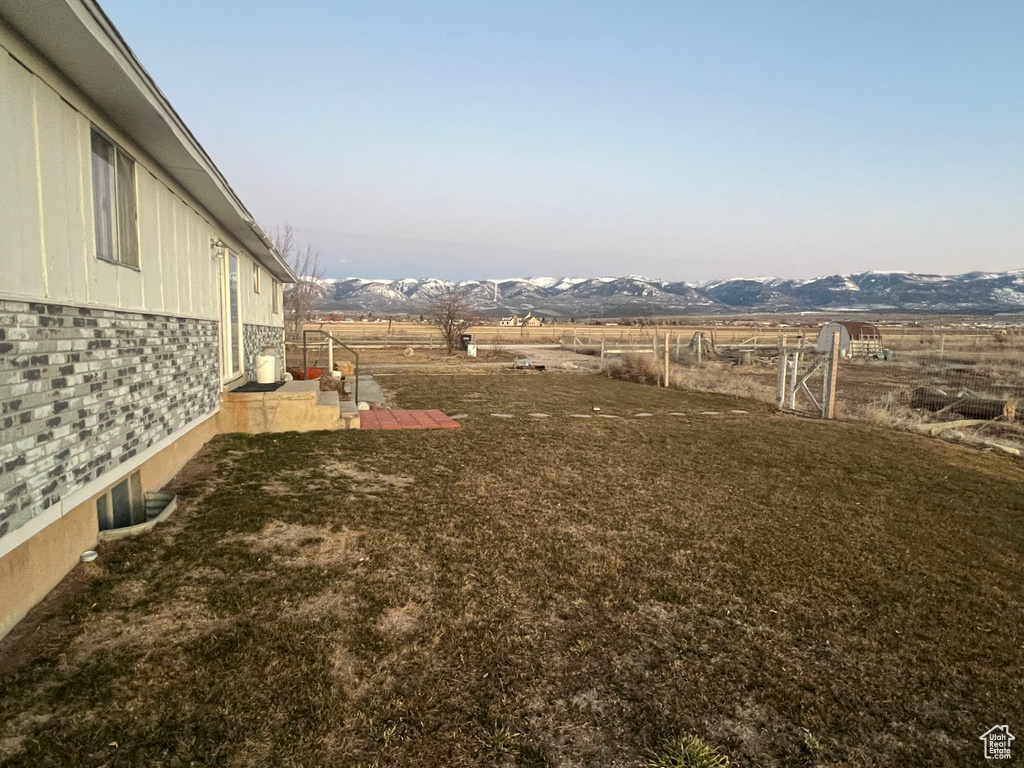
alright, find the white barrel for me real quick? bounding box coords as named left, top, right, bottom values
left=256, top=355, right=276, bottom=383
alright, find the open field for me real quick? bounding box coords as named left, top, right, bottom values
left=285, top=345, right=517, bottom=369
left=1, top=373, right=1022, bottom=766
left=305, top=319, right=1024, bottom=351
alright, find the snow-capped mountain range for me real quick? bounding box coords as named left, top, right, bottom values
left=311, top=271, right=1024, bottom=316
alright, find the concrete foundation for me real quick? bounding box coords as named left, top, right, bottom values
left=0, top=414, right=217, bottom=640
left=0, top=498, right=96, bottom=640
left=217, top=381, right=359, bottom=433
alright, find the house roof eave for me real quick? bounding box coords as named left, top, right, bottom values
left=0, top=0, right=297, bottom=283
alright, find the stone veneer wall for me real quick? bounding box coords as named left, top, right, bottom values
left=0, top=300, right=219, bottom=541
left=243, top=323, right=284, bottom=381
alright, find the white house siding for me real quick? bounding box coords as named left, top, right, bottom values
left=0, top=27, right=279, bottom=328
left=0, top=23, right=284, bottom=553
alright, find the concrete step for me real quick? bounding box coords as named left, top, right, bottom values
left=351, top=375, right=385, bottom=405
left=317, top=390, right=339, bottom=408
left=220, top=379, right=359, bottom=432
left=339, top=398, right=360, bottom=429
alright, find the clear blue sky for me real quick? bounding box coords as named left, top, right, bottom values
left=101, top=0, right=1023, bottom=281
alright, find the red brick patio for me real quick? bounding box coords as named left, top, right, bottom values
left=359, top=409, right=461, bottom=430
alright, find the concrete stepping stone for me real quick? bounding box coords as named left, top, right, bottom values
left=634, top=412, right=654, bottom=417
left=451, top=414, right=469, bottom=420
left=700, top=411, right=720, bottom=415
left=730, top=410, right=748, bottom=415
left=569, top=414, right=593, bottom=418
left=529, top=413, right=551, bottom=418
left=598, top=414, right=621, bottom=419
left=669, top=412, right=686, bottom=416
left=491, top=414, right=515, bottom=418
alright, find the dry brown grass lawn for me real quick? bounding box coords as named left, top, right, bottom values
left=1, top=373, right=1022, bottom=767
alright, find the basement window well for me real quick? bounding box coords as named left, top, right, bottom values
left=97, top=471, right=144, bottom=531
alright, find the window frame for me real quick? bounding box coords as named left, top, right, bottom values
left=90, top=127, right=141, bottom=270
left=272, top=279, right=281, bottom=314
left=96, top=471, right=145, bottom=531
left=254, top=264, right=262, bottom=294
left=220, top=250, right=244, bottom=381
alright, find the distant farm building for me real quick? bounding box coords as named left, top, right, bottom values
left=817, top=321, right=882, bottom=355
left=499, top=312, right=541, bottom=327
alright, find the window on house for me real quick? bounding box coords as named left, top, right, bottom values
left=96, top=471, right=144, bottom=531
left=91, top=128, right=139, bottom=268
left=272, top=279, right=281, bottom=314
left=254, top=264, right=262, bottom=294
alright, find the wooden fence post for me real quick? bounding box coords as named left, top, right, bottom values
left=824, top=331, right=840, bottom=419
left=788, top=351, right=799, bottom=410
left=777, top=338, right=787, bottom=409
left=664, top=332, right=670, bottom=387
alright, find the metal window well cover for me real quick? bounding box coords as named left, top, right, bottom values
left=97, top=491, right=177, bottom=542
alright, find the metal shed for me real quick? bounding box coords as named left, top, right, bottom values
left=816, top=321, right=882, bottom=356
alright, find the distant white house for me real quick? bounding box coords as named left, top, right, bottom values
left=0, top=0, right=295, bottom=638
left=499, top=312, right=540, bottom=327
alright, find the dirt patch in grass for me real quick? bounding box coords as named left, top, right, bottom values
left=1, top=373, right=1022, bottom=767
left=64, top=586, right=224, bottom=666
left=376, top=601, right=426, bottom=640
left=221, top=520, right=363, bottom=569
left=260, top=461, right=414, bottom=499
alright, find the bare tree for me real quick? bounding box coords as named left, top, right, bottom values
left=427, top=285, right=482, bottom=354
left=270, top=224, right=325, bottom=339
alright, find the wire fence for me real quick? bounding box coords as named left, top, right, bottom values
left=846, top=347, right=1024, bottom=419
left=583, top=329, right=1024, bottom=443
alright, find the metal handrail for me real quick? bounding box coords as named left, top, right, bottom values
left=302, top=329, right=361, bottom=406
